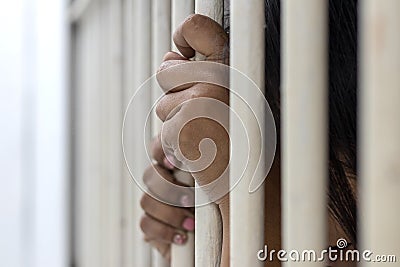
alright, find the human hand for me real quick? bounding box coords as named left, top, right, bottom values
left=156, top=14, right=230, bottom=204
left=140, top=136, right=195, bottom=261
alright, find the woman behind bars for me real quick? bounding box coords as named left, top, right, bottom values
left=139, top=1, right=358, bottom=266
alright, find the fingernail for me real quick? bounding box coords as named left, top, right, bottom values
left=182, top=217, right=195, bottom=231
left=163, top=156, right=175, bottom=170
left=173, top=234, right=186, bottom=245
left=180, top=195, right=191, bottom=207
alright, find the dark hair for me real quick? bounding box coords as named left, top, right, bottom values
left=266, top=0, right=358, bottom=245
left=225, top=0, right=358, bottom=245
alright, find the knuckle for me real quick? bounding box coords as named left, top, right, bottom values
left=188, top=90, right=201, bottom=100
left=140, top=215, right=149, bottom=233
left=157, top=60, right=169, bottom=73
left=140, top=194, right=149, bottom=210
left=150, top=136, right=161, bottom=159
left=143, top=165, right=155, bottom=186
left=184, top=14, right=207, bottom=29
left=162, top=120, right=177, bottom=139
left=160, top=227, right=173, bottom=242
left=156, top=98, right=168, bottom=122
left=162, top=52, right=173, bottom=61
left=155, top=101, right=166, bottom=122
left=169, top=210, right=186, bottom=227
left=160, top=130, right=179, bottom=158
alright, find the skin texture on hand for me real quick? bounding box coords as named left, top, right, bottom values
left=154, top=14, right=232, bottom=266
left=172, top=14, right=228, bottom=62
left=140, top=14, right=232, bottom=264
left=141, top=136, right=195, bottom=262
left=156, top=14, right=230, bottom=203
left=140, top=14, right=356, bottom=267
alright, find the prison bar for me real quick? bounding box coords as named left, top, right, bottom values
left=171, top=0, right=195, bottom=51
left=151, top=1, right=172, bottom=267
left=169, top=1, right=196, bottom=267
left=169, top=1, right=226, bottom=266
left=359, top=0, right=400, bottom=265
left=151, top=0, right=171, bottom=138
left=124, top=0, right=152, bottom=266
left=193, top=1, right=224, bottom=267
left=282, top=1, right=328, bottom=267
left=229, top=0, right=266, bottom=266
left=153, top=0, right=196, bottom=266
left=150, top=0, right=172, bottom=265
left=135, top=0, right=400, bottom=267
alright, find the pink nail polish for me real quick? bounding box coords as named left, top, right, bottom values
left=173, top=234, right=186, bottom=245
left=182, top=217, right=195, bottom=231
left=163, top=157, right=175, bottom=170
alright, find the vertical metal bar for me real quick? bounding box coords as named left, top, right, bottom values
left=132, top=0, right=153, bottom=264
left=74, top=1, right=125, bottom=264
left=121, top=0, right=136, bottom=265
left=169, top=1, right=195, bottom=267
left=170, top=170, right=194, bottom=267
left=99, top=0, right=123, bottom=265
left=359, top=1, right=400, bottom=265
left=194, top=2, right=224, bottom=266
left=151, top=0, right=171, bottom=138
left=230, top=0, right=265, bottom=266
left=151, top=0, right=172, bottom=267
left=74, top=3, right=103, bottom=266
left=171, top=0, right=194, bottom=51
left=196, top=0, right=223, bottom=24
left=282, top=1, right=328, bottom=266
left=122, top=0, right=152, bottom=266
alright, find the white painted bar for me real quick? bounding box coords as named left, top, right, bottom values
left=169, top=1, right=195, bottom=267
left=194, top=2, right=224, bottom=267
left=170, top=171, right=195, bottom=267
left=230, top=0, right=265, bottom=266
left=171, top=0, right=194, bottom=51
left=151, top=0, right=172, bottom=266
left=98, top=1, right=123, bottom=265
left=195, top=0, right=223, bottom=26
left=151, top=0, right=171, bottom=138
left=73, top=0, right=124, bottom=266
left=68, top=0, right=94, bottom=23
left=282, top=1, right=328, bottom=266
left=359, top=1, right=400, bottom=265
left=121, top=1, right=136, bottom=267
left=73, top=3, right=104, bottom=266
left=121, top=0, right=152, bottom=266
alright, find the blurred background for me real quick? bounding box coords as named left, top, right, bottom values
left=0, top=0, right=152, bottom=266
